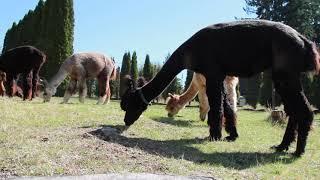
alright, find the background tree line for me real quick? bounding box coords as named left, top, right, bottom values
left=2, top=0, right=320, bottom=107
left=240, top=0, right=320, bottom=109
left=2, top=0, right=74, bottom=96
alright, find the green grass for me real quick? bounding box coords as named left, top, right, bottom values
left=0, top=97, right=319, bottom=179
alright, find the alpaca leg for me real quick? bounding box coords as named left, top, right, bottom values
left=97, top=76, right=107, bottom=104
left=31, top=69, right=40, bottom=99
left=6, top=75, right=14, bottom=97
left=63, top=79, right=77, bottom=103
left=273, top=78, right=313, bottom=156
left=223, top=92, right=238, bottom=141
left=22, top=72, right=33, bottom=100
left=206, top=78, right=224, bottom=141
left=104, top=78, right=111, bottom=104
left=0, top=81, right=4, bottom=96
left=78, top=79, right=87, bottom=103
left=198, top=88, right=209, bottom=121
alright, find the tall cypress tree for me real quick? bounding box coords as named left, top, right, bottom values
left=2, top=0, right=74, bottom=96
left=120, top=52, right=132, bottom=97
left=130, top=51, right=138, bottom=81
left=143, top=54, right=153, bottom=81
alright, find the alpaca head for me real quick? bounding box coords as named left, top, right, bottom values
left=120, top=76, right=148, bottom=126
left=42, top=79, right=55, bottom=102
left=165, top=93, right=184, bottom=117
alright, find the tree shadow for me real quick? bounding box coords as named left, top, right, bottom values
left=88, top=125, right=297, bottom=170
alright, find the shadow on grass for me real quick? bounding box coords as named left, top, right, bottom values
left=151, top=116, right=195, bottom=127
left=89, top=125, right=297, bottom=170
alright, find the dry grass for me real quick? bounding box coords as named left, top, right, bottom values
left=0, top=96, right=319, bottom=179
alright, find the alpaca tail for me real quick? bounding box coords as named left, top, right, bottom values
left=110, top=63, right=117, bottom=80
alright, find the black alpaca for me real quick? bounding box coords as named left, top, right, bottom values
left=121, top=20, right=320, bottom=156
left=0, top=46, right=46, bottom=100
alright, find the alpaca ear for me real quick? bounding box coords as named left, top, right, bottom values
left=168, top=93, right=173, bottom=98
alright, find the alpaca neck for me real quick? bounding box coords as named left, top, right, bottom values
left=177, top=80, right=199, bottom=106
left=140, top=50, right=185, bottom=102
left=48, top=66, right=68, bottom=91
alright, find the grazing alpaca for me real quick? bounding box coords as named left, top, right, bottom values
left=43, top=53, right=116, bottom=104
left=0, top=46, right=46, bottom=100
left=0, top=71, right=6, bottom=96
left=166, top=73, right=238, bottom=121
left=121, top=20, right=320, bottom=156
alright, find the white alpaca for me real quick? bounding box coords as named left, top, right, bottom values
left=166, top=73, right=238, bottom=120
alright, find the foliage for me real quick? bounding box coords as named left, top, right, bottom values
left=142, top=54, right=154, bottom=81
left=119, top=52, right=131, bottom=97
left=245, top=0, right=320, bottom=108
left=2, top=0, right=74, bottom=96
left=130, top=51, right=138, bottom=81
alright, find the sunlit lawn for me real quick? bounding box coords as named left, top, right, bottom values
left=0, top=96, right=319, bottom=179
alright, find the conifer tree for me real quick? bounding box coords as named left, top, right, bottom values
left=143, top=54, right=153, bottom=81
left=130, top=51, right=138, bottom=81
left=245, top=0, right=320, bottom=107
left=2, top=0, right=74, bottom=96
left=120, top=52, right=132, bottom=97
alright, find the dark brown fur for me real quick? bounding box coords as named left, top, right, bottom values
left=0, top=46, right=46, bottom=100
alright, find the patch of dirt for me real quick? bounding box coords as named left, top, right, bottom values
left=0, top=167, right=17, bottom=179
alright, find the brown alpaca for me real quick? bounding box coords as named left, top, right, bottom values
left=43, top=53, right=116, bottom=104
left=166, top=73, right=238, bottom=120
left=0, top=46, right=46, bottom=100
left=0, top=71, right=6, bottom=96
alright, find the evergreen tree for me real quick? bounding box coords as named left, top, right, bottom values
left=120, top=52, right=132, bottom=97
left=2, top=0, right=74, bottom=97
left=130, top=51, right=138, bottom=81
left=245, top=0, right=320, bottom=108
left=143, top=54, right=154, bottom=81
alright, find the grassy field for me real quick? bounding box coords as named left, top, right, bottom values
left=0, top=97, right=319, bottom=179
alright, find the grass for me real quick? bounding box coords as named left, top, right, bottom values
left=0, top=96, right=319, bottom=179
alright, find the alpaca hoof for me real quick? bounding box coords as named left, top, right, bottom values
left=271, top=145, right=289, bottom=152
left=209, top=135, right=222, bottom=141
left=167, top=113, right=174, bottom=118
left=199, top=114, right=206, bottom=121
left=224, top=135, right=238, bottom=142
left=292, top=150, right=304, bottom=157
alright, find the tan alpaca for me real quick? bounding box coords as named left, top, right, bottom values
left=166, top=73, right=238, bottom=120
left=0, top=71, right=6, bottom=96
left=43, top=53, right=116, bottom=104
